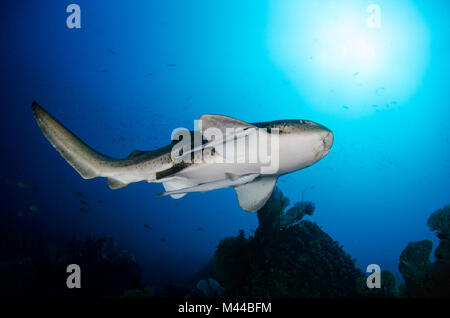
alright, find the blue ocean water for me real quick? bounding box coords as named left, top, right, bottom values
left=0, top=0, right=449, bottom=289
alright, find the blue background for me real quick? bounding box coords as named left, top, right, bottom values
left=0, top=0, right=449, bottom=287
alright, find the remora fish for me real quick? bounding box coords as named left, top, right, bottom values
left=31, top=101, right=333, bottom=212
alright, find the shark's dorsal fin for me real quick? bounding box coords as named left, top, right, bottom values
left=127, top=150, right=146, bottom=158
left=199, top=114, right=255, bottom=135
left=234, top=176, right=278, bottom=212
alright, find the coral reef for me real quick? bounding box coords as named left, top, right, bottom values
left=213, top=187, right=363, bottom=297
left=398, top=204, right=450, bottom=297
left=398, top=240, right=432, bottom=294
left=0, top=226, right=141, bottom=298
left=193, top=278, right=225, bottom=298
left=427, top=204, right=450, bottom=239
left=281, top=201, right=315, bottom=229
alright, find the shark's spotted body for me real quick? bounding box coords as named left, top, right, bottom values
left=31, top=101, right=333, bottom=212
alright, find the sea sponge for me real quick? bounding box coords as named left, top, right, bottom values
left=427, top=204, right=450, bottom=239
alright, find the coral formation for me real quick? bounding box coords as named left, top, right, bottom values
left=0, top=227, right=141, bottom=298
left=398, top=240, right=433, bottom=293
left=427, top=204, right=450, bottom=239
left=213, top=187, right=363, bottom=297
left=398, top=204, right=450, bottom=297
left=194, top=278, right=225, bottom=298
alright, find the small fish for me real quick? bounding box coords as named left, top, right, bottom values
left=108, top=49, right=116, bottom=54
left=146, top=72, right=153, bottom=76
left=76, top=191, right=85, bottom=198
left=343, top=105, right=350, bottom=109
left=17, top=182, right=26, bottom=188
left=372, top=105, right=378, bottom=108
left=80, top=199, right=88, bottom=206
left=197, top=227, right=203, bottom=232
left=80, top=208, right=89, bottom=214
left=352, top=72, right=359, bottom=77
left=160, top=237, right=166, bottom=243
left=144, top=224, right=151, bottom=230
left=101, top=69, right=108, bottom=73
left=29, top=204, right=39, bottom=212
left=167, top=63, right=176, bottom=67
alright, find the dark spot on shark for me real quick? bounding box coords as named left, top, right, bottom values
left=156, top=162, right=190, bottom=180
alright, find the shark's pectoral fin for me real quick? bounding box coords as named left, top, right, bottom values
left=234, top=176, right=278, bottom=212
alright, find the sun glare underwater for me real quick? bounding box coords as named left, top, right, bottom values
left=0, top=0, right=449, bottom=299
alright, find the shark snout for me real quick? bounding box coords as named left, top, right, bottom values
left=321, top=130, right=334, bottom=156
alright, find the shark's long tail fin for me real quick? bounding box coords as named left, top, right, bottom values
left=31, top=101, right=115, bottom=179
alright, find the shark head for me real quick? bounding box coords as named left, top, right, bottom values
left=256, top=119, right=334, bottom=174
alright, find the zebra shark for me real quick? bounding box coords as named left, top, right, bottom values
left=31, top=101, right=333, bottom=212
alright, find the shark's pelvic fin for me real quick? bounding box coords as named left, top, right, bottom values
left=161, top=178, right=198, bottom=199
left=107, top=178, right=130, bottom=190
left=234, top=175, right=278, bottom=212
left=31, top=101, right=116, bottom=179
